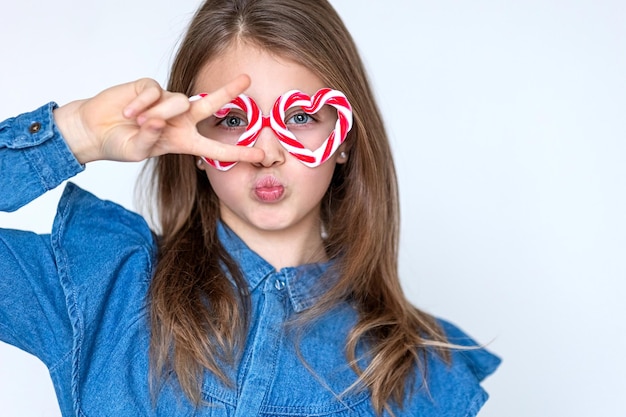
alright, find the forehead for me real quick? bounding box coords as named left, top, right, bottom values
left=194, top=42, right=327, bottom=109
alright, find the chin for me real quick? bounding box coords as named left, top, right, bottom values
left=251, top=220, right=293, bottom=233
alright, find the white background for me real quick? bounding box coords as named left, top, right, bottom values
left=1, top=1, right=625, bottom=416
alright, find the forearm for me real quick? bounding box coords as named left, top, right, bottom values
left=0, top=103, right=84, bottom=211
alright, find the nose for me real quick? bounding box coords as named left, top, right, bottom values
left=253, top=116, right=286, bottom=168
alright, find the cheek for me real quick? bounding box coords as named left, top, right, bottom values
left=205, top=170, right=243, bottom=204
left=301, top=163, right=337, bottom=195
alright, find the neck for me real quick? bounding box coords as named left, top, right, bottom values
left=222, top=219, right=327, bottom=271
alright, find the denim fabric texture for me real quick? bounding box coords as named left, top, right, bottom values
left=0, top=104, right=500, bottom=416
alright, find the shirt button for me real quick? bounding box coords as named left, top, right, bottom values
left=274, top=279, right=285, bottom=291
left=29, top=122, right=41, bottom=133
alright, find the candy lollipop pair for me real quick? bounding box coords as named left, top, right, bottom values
left=191, top=88, right=353, bottom=170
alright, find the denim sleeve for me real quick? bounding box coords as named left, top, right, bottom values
left=0, top=104, right=84, bottom=367
left=0, top=103, right=84, bottom=212
left=0, top=229, right=73, bottom=368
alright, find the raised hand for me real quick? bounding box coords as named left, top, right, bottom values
left=53, top=76, right=264, bottom=165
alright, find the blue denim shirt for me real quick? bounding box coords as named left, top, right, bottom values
left=0, top=104, right=500, bottom=416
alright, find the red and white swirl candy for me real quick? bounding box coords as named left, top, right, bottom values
left=194, top=88, right=353, bottom=170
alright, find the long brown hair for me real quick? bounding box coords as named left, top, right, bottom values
left=145, top=0, right=450, bottom=414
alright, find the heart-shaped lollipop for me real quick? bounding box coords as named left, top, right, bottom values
left=197, top=88, right=353, bottom=170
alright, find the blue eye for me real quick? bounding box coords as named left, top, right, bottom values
left=220, top=115, right=246, bottom=128
left=287, top=112, right=313, bottom=125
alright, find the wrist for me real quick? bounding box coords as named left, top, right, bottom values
left=53, top=100, right=99, bottom=164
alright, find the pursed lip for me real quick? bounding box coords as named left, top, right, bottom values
left=253, top=175, right=285, bottom=202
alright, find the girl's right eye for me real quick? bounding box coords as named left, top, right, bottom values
left=219, top=115, right=247, bottom=128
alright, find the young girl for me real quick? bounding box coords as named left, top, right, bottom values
left=0, top=0, right=499, bottom=416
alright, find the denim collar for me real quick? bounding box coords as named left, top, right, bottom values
left=217, top=222, right=335, bottom=313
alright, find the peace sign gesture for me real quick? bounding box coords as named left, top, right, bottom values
left=54, top=76, right=264, bottom=165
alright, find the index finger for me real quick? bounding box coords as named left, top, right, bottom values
left=191, top=135, right=265, bottom=165
left=188, top=74, right=251, bottom=122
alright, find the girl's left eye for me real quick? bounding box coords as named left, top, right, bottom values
left=286, top=112, right=313, bottom=125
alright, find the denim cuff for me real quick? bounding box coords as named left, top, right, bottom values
left=0, top=103, right=84, bottom=211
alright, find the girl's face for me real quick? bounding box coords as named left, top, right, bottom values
left=195, top=43, right=346, bottom=254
